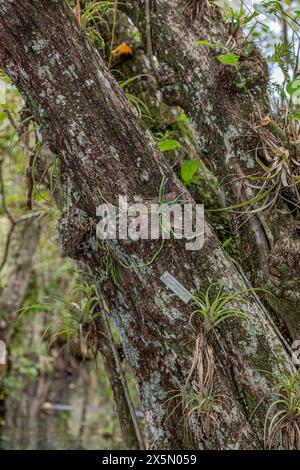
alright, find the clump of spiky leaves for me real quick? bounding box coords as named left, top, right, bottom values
left=70, top=1, right=115, bottom=51
left=239, top=121, right=300, bottom=214
left=97, top=176, right=188, bottom=269
left=46, top=284, right=101, bottom=357
left=171, top=284, right=254, bottom=441
left=187, top=284, right=252, bottom=403
left=102, top=242, right=121, bottom=287
left=180, top=388, right=223, bottom=438
left=206, top=113, right=300, bottom=219
left=189, top=284, right=252, bottom=334
left=165, top=386, right=228, bottom=442
left=264, top=372, right=300, bottom=449
left=18, top=284, right=101, bottom=358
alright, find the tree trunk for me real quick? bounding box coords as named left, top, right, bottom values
left=0, top=0, right=296, bottom=449
left=0, top=215, right=41, bottom=343
left=123, top=0, right=300, bottom=341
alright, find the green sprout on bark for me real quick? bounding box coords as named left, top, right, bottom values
left=165, top=386, right=227, bottom=441
left=264, top=371, right=300, bottom=449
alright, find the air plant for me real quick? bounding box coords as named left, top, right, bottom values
left=102, top=242, right=121, bottom=287
left=165, top=386, right=225, bottom=440
left=264, top=372, right=300, bottom=450
left=18, top=284, right=101, bottom=357
left=189, top=284, right=252, bottom=334
left=187, top=284, right=252, bottom=402
left=241, top=122, right=300, bottom=214
left=45, top=286, right=101, bottom=357
left=166, top=284, right=254, bottom=439
left=72, top=1, right=115, bottom=50
left=211, top=121, right=300, bottom=218
left=97, top=176, right=188, bottom=269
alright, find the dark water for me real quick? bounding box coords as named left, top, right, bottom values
left=0, top=364, right=123, bottom=450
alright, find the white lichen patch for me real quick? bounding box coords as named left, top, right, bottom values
left=76, top=130, right=87, bottom=146
left=17, top=68, right=29, bottom=83
left=68, top=118, right=86, bottom=142
left=56, top=94, right=66, bottom=106
left=140, top=169, right=149, bottom=182
left=109, top=145, right=120, bottom=161
left=237, top=150, right=255, bottom=169
left=154, top=290, right=183, bottom=321
left=78, top=152, right=90, bottom=164
left=62, top=64, right=78, bottom=80
left=111, top=308, right=140, bottom=369
left=145, top=129, right=157, bottom=150
left=141, top=372, right=170, bottom=444
left=37, top=65, right=54, bottom=82
left=85, top=79, right=95, bottom=88
left=0, top=0, right=13, bottom=13
left=31, top=38, right=48, bottom=53
left=49, top=51, right=61, bottom=66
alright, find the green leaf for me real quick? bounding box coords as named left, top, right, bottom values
left=178, top=113, right=188, bottom=122
left=180, top=160, right=199, bottom=184
left=222, top=237, right=233, bottom=248
left=157, top=139, right=182, bottom=152
left=207, top=190, right=271, bottom=212
left=242, top=11, right=260, bottom=25
left=119, top=74, right=150, bottom=89
left=236, top=81, right=246, bottom=89
left=217, top=52, right=239, bottom=65
left=195, top=40, right=222, bottom=48
left=288, top=113, right=300, bottom=120
left=286, top=79, right=300, bottom=97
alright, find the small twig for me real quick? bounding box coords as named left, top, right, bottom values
left=3, top=109, right=18, bottom=131
left=76, top=0, right=81, bottom=26
left=26, top=152, right=35, bottom=210
left=0, top=157, right=43, bottom=272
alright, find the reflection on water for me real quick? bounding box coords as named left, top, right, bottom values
left=0, top=362, right=123, bottom=450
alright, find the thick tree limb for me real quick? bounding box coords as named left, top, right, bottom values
left=123, top=0, right=300, bottom=340
left=0, top=0, right=296, bottom=449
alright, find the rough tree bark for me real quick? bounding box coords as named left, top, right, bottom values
left=0, top=0, right=296, bottom=449
left=94, top=312, right=142, bottom=449
left=123, top=0, right=300, bottom=340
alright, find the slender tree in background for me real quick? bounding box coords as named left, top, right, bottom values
left=0, top=216, right=41, bottom=344
left=0, top=0, right=298, bottom=449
